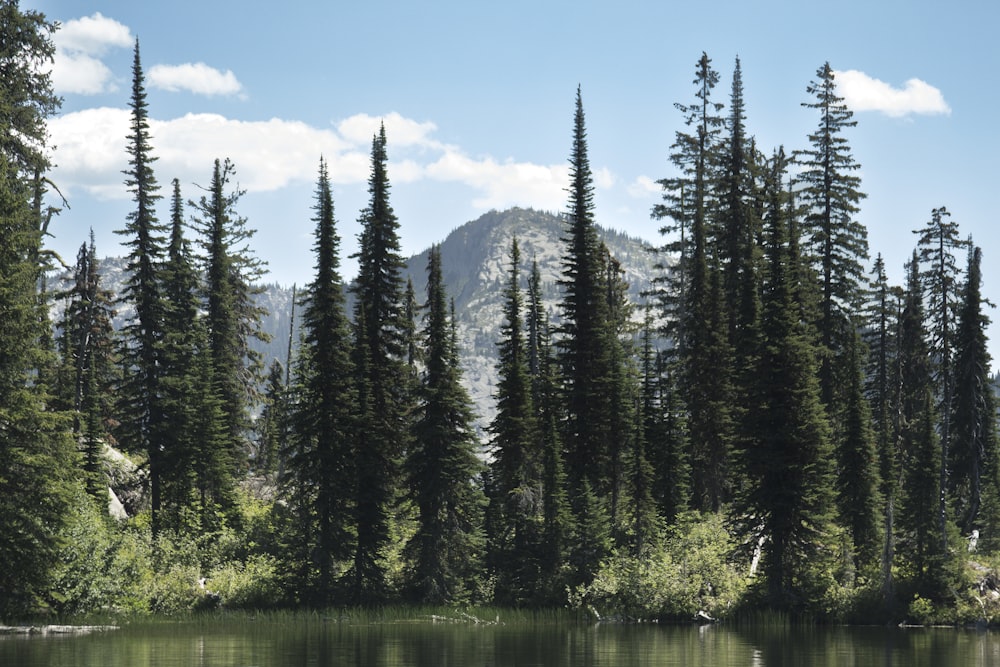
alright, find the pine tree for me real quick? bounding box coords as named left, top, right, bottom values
left=0, top=4, right=77, bottom=613
left=651, top=53, right=725, bottom=340
left=602, top=248, right=649, bottom=547
left=256, top=360, right=286, bottom=476
left=405, top=246, right=484, bottom=603
left=349, top=124, right=408, bottom=603
left=913, top=206, right=968, bottom=546
left=58, top=233, right=118, bottom=503
left=115, top=39, right=169, bottom=533
left=191, top=158, right=269, bottom=520
left=0, top=2, right=60, bottom=177
left=652, top=53, right=735, bottom=512
left=0, top=154, right=78, bottom=616
left=527, top=257, right=547, bottom=407
left=187, top=320, right=232, bottom=537
left=646, top=348, right=690, bottom=524
left=837, top=330, right=882, bottom=570
left=951, top=244, right=996, bottom=534
left=795, top=62, right=868, bottom=413
left=287, top=157, right=356, bottom=603
left=897, top=253, right=958, bottom=601
left=741, top=149, right=837, bottom=608
left=682, top=229, right=736, bottom=512
left=628, top=308, right=660, bottom=552
left=156, top=178, right=204, bottom=532
left=528, top=257, right=570, bottom=601
left=487, top=237, right=542, bottom=604
left=863, top=254, right=904, bottom=599
left=718, top=56, right=761, bottom=341
left=557, top=86, right=614, bottom=585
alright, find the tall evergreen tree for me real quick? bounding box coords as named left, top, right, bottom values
left=350, top=124, right=408, bottom=603
left=837, top=330, right=882, bottom=570
left=156, top=178, right=205, bottom=533
left=653, top=53, right=735, bottom=511
left=601, top=248, right=648, bottom=544
left=191, top=158, right=269, bottom=520
left=58, top=234, right=118, bottom=503
left=115, top=39, right=169, bottom=533
left=913, top=206, right=968, bottom=546
left=487, top=237, right=542, bottom=604
left=557, top=86, right=613, bottom=585
left=951, top=244, right=996, bottom=534
left=795, top=62, right=868, bottom=413
left=0, top=3, right=77, bottom=614
left=741, top=150, right=837, bottom=608
left=897, top=254, right=958, bottom=602
left=646, top=348, right=690, bottom=524
left=286, top=157, right=356, bottom=604
left=863, top=254, right=904, bottom=599
left=651, top=52, right=725, bottom=340
left=256, top=360, right=286, bottom=476
left=718, top=56, right=761, bottom=340
left=528, top=257, right=570, bottom=601
left=0, top=154, right=78, bottom=617
left=405, top=246, right=484, bottom=603
left=682, top=227, right=736, bottom=512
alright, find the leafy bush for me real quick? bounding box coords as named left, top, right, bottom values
left=207, top=555, right=283, bottom=609
left=907, top=595, right=935, bottom=625
left=581, top=511, right=748, bottom=620
left=147, top=563, right=208, bottom=614
left=48, top=491, right=120, bottom=614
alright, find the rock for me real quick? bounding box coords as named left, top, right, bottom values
left=108, top=486, right=128, bottom=520
left=694, top=610, right=715, bottom=624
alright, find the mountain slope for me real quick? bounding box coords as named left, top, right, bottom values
left=400, top=207, right=659, bottom=429
left=49, top=207, right=662, bottom=431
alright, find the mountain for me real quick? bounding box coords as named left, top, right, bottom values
left=48, top=207, right=662, bottom=432
left=398, top=207, right=660, bottom=430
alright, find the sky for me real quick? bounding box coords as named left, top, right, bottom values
left=23, top=0, right=1000, bottom=358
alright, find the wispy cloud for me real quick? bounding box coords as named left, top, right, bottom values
left=148, top=63, right=245, bottom=97
left=47, top=108, right=579, bottom=213
left=51, top=12, right=132, bottom=95
left=426, top=151, right=568, bottom=210
left=627, top=175, right=660, bottom=198
left=49, top=109, right=357, bottom=197
left=336, top=112, right=434, bottom=146
left=834, top=69, right=950, bottom=118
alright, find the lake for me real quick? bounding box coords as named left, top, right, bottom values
left=2, top=618, right=999, bottom=666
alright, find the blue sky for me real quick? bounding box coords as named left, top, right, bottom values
left=25, top=0, right=1000, bottom=357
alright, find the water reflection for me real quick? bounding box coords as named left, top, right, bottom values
left=2, top=619, right=999, bottom=666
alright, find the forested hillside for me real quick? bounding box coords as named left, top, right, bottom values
left=3, top=5, right=998, bottom=624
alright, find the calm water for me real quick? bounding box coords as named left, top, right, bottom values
left=3, top=620, right=1000, bottom=667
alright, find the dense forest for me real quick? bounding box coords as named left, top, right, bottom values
left=2, top=4, right=998, bottom=623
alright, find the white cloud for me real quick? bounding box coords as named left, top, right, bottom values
left=52, top=53, right=117, bottom=95
left=627, top=175, right=660, bottom=198
left=336, top=112, right=441, bottom=149
left=833, top=69, right=951, bottom=117
left=51, top=13, right=132, bottom=95
left=426, top=150, right=568, bottom=210
left=46, top=108, right=611, bottom=217
left=594, top=167, right=616, bottom=189
left=55, top=12, right=132, bottom=54
left=148, top=63, right=245, bottom=97
left=48, top=109, right=359, bottom=198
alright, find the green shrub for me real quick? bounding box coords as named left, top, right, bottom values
left=147, top=563, right=208, bottom=614
left=207, top=555, right=283, bottom=609
left=907, top=595, right=935, bottom=625
left=581, top=511, right=748, bottom=620
left=48, top=491, right=119, bottom=614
